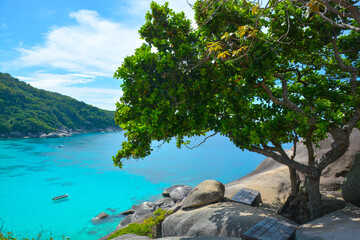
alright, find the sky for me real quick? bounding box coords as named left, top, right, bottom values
left=0, top=0, right=195, bottom=110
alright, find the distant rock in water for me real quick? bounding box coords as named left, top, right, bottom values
left=92, top=212, right=109, bottom=222
left=0, top=72, right=120, bottom=138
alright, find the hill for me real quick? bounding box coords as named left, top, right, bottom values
left=0, top=72, right=120, bottom=138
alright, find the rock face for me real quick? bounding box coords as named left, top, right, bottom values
left=112, top=233, right=151, bottom=239
left=162, top=202, right=293, bottom=238
left=163, top=185, right=188, bottom=197
left=116, top=198, right=179, bottom=232
left=225, top=129, right=360, bottom=208
left=182, top=180, right=225, bottom=209
left=295, top=206, right=360, bottom=240
left=92, top=212, right=109, bottom=221
left=169, top=186, right=193, bottom=201
left=342, top=153, right=360, bottom=207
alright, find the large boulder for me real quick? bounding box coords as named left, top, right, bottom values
left=152, top=198, right=176, bottom=210
left=163, top=185, right=189, bottom=197
left=295, top=205, right=360, bottom=240
left=169, top=186, right=193, bottom=201
left=182, top=180, right=225, bottom=209
left=162, top=202, right=293, bottom=238
left=342, top=153, right=360, bottom=207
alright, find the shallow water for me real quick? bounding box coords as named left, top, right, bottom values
left=0, top=131, right=268, bottom=239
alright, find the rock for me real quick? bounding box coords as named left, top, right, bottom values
left=92, top=212, right=109, bottom=221
left=112, top=233, right=151, bottom=239
left=169, top=186, right=193, bottom=201
left=131, top=206, right=155, bottom=222
left=162, top=202, right=293, bottom=238
left=116, top=214, right=133, bottom=230
left=182, top=180, right=225, bottom=210
left=169, top=201, right=184, bottom=214
left=295, top=206, right=360, bottom=240
left=116, top=202, right=155, bottom=230
left=225, top=129, right=360, bottom=208
left=342, top=153, right=360, bottom=207
left=120, top=209, right=135, bottom=215
left=46, top=133, right=60, bottom=138
left=152, top=198, right=176, bottom=210
left=163, top=185, right=190, bottom=197
left=158, top=237, right=242, bottom=240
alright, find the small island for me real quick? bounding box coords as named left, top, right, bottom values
left=0, top=72, right=120, bottom=138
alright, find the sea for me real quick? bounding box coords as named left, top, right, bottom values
left=0, top=131, right=268, bottom=240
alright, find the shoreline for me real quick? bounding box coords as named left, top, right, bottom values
left=0, top=126, right=121, bottom=139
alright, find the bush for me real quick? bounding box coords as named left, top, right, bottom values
left=109, top=208, right=172, bottom=239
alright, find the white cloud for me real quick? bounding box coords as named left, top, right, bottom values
left=10, top=3, right=196, bottom=110
left=16, top=10, right=142, bottom=76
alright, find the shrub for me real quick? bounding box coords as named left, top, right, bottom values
left=109, top=208, right=172, bottom=239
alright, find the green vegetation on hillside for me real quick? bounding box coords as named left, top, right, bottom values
left=0, top=72, right=119, bottom=136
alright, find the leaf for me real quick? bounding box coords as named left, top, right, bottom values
left=217, top=51, right=230, bottom=59
left=251, top=3, right=259, bottom=15
left=221, top=32, right=230, bottom=40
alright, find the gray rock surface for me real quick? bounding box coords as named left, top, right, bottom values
left=153, top=197, right=176, bottom=210
left=170, top=186, right=193, bottom=201
left=120, top=209, right=135, bottom=215
left=295, top=206, right=360, bottom=240
left=92, top=212, right=109, bottom=221
left=182, top=180, right=225, bottom=209
left=162, top=202, right=293, bottom=238
left=158, top=237, right=242, bottom=239
left=224, top=129, right=360, bottom=208
left=163, top=185, right=189, bottom=197
left=112, top=233, right=151, bottom=239
left=342, top=153, right=360, bottom=207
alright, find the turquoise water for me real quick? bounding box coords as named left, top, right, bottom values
left=0, top=131, right=266, bottom=239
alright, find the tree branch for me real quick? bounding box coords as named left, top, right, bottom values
left=184, top=132, right=218, bottom=149
left=331, top=35, right=359, bottom=95
left=249, top=145, right=320, bottom=176
left=260, top=78, right=306, bottom=115
left=317, top=126, right=351, bottom=171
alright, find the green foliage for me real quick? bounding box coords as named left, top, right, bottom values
left=0, top=73, right=119, bottom=136
left=113, top=0, right=359, bottom=170
left=109, top=208, right=172, bottom=239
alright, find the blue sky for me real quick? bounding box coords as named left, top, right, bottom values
left=0, top=0, right=195, bottom=110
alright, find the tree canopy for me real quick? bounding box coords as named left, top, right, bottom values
left=113, top=0, right=359, bottom=219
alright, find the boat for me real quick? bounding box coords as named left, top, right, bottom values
left=52, top=194, right=69, bottom=200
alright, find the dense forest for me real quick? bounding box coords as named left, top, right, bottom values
left=0, top=72, right=119, bottom=137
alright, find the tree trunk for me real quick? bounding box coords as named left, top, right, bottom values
left=305, top=174, right=323, bottom=219
left=289, top=166, right=299, bottom=197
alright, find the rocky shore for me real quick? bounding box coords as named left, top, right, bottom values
left=95, top=129, right=360, bottom=240
left=0, top=126, right=121, bottom=139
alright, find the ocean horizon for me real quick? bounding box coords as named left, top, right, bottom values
left=0, top=131, right=273, bottom=239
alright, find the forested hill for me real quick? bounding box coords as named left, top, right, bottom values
left=0, top=72, right=120, bottom=138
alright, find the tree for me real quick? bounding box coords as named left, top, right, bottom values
left=113, top=1, right=359, bottom=220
